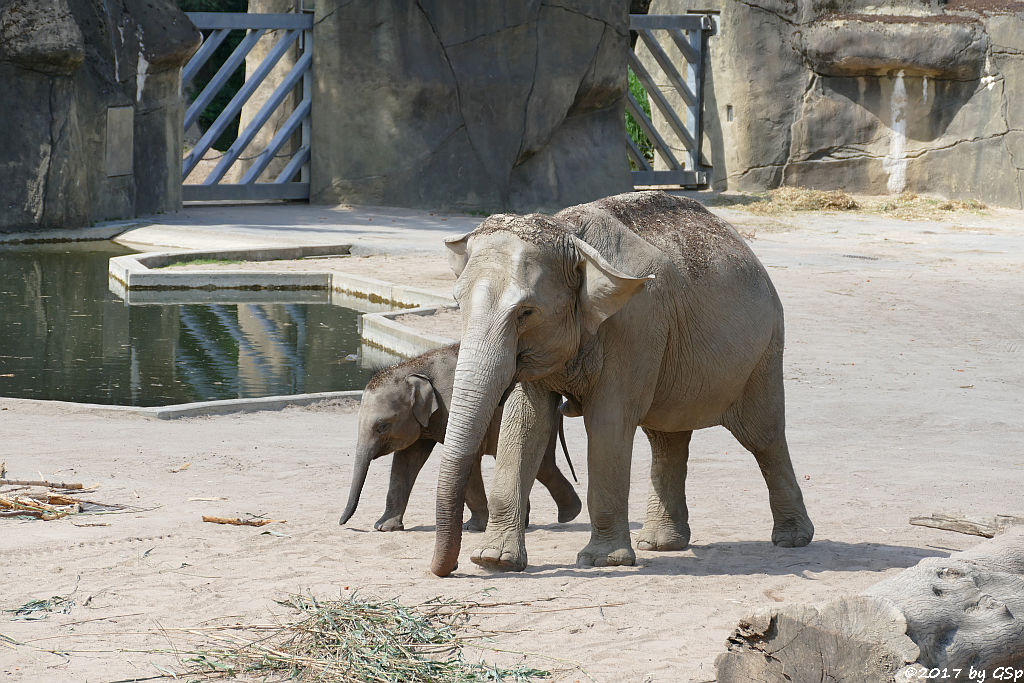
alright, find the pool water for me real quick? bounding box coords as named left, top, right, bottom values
left=0, top=242, right=377, bottom=407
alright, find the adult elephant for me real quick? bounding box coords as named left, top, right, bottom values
left=430, top=191, right=813, bottom=577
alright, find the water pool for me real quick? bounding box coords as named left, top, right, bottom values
left=0, top=242, right=377, bottom=407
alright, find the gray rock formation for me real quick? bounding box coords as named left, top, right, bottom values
left=641, top=0, right=1024, bottom=208
left=310, top=0, right=633, bottom=213
left=0, top=0, right=199, bottom=233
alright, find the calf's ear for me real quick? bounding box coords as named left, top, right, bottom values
left=408, top=374, right=439, bottom=427
left=572, top=236, right=654, bottom=336
left=444, top=232, right=472, bottom=277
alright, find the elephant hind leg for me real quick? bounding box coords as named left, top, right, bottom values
left=722, top=341, right=813, bottom=547
left=535, top=425, right=582, bottom=524
left=463, top=456, right=489, bottom=532
left=637, top=428, right=692, bottom=551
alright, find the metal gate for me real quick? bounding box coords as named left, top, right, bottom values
left=182, top=12, right=313, bottom=202
left=627, top=14, right=714, bottom=188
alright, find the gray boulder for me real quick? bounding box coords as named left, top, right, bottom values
left=310, top=0, right=633, bottom=213
left=0, top=0, right=199, bottom=233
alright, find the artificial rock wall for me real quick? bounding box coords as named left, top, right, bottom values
left=645, top=0, right=1024, bottom=208
left=0, top=0, right=199, bottom=233
left=310, top=0, right=633, bottom=213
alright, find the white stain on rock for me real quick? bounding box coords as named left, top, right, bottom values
left=135, top=27, right=149, bottom=102
left=922, top=75, right=928, bottom=105
left=981, top=54, right=999, bottom=91
left=883, top=70, right=908, bottom=195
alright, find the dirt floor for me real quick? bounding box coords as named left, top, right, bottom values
left=2, top=205, right=1023, bottom=682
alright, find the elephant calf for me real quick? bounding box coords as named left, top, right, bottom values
left=339, top=343, right=582, bottom=532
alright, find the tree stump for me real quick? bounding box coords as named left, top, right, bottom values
left=716, top=529, right=1024, bottom=681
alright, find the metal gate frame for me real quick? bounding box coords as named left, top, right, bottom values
left=628, top=14, right=714, bottom=188
left=182, top=12, right=313, bottom=202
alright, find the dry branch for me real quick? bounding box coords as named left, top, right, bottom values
left=716, top=529, right=1024, bottom=681
left=0, top=478, right=83, bottom=490
left=910, top=513, right=1024, bottom=538
left=202, top=516, right=284, bottom=527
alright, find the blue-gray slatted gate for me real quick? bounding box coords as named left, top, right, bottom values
left=182, top=12, right=312, bottom=202
left=628, top=14, right=714, bottom=188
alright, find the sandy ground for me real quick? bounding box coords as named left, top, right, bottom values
left=2, top=206, right=1023, bottom=682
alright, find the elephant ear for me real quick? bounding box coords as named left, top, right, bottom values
left=572, top=236, right=654, bottom=336
left=444, top=232, right=472, bottom=277
left=408, top=374, right=439, bottom=428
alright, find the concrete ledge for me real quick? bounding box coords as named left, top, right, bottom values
left=144, top=390, right=363, bottom=419
left=0, top=390, right=364, bottom=420
left=361, top=305, right=458, bottom=358
left=109, top=244, right=352, bottom=295
left=0, top=220, right=143, bottom=244
left=330, top=271, right=455, bottom=309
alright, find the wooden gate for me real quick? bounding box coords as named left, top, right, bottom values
left=182, top=12, right=312, bottom=202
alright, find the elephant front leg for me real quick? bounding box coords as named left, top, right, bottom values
left=576, top=408, right=637, bottom=568
left=470, top=383, right=558, bottom=572
left=637, top=428, right=692, bottom=551
left=376, top=440, right=434, bottom=531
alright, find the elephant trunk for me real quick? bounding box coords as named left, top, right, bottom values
left=431, top=330, right=515, bottom=577
left=338, top=445, right=374, bottom=526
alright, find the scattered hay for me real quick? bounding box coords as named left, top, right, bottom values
left=716, top=187, right=986, bottom=219
left=746, top=187, right=859, bottom=215
left=871, top=192, right=986, bottom=219
left=171, top=593, right=553, bottom=682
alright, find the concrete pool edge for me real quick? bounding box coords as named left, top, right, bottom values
left=108, top=242, right=458, bottom=358
left=0, top=391, right=365, bottom=420
left=27, top=243, right=459, bottom=419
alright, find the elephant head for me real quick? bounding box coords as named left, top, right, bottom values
left=339, top=373, right=438, bottom=526
left=430, top=214, right=652, bottom=576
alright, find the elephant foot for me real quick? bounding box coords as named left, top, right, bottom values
left=556, top=492, right=583, bottom=524
left=374, top=515, right=404, bottom=532
left=636, top=521, right=690, bottom=551
left=771, top=514, right=814, bottom=547
left=576, top=538, right=635, bottom=568
left=463, top=516, right=487, bottom=532
left=469, top=530, right=527, bottom=572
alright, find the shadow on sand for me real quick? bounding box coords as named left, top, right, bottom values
left=514, top=538, right=947, bottom=579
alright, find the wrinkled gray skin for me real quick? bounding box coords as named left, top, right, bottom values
left=339, top=344, right=581, bottom=532
left=430, top=191, right=814, bottom=577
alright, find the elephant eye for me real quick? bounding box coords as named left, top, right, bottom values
left=374, top=421, right=390, bottom=434
left=517, top=306, right=538, bottom=324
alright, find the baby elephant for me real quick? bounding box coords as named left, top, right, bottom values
left=339, top=343, right=582, bottom=532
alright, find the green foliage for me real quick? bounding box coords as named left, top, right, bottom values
left=178, top=0, right=248, bottom=151
left=626, top=68, right=655, bottom=168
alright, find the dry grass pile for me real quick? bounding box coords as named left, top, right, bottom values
left=717, top=186, right=986, bottom=219
left=171, top=593, right=552, bottom=682
left=872, top=192, right=986, bottom=219
left=746, top=187, right=859, bottom=215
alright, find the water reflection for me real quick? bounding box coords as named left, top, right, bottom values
left=0, top=243, right=376, bottom=407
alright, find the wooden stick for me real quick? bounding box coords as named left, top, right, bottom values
left=201, top=516, right=285, bottom=527
left=909, top=513, right=1024, bottom=538
left=0, top=478, right=83, bottom=490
